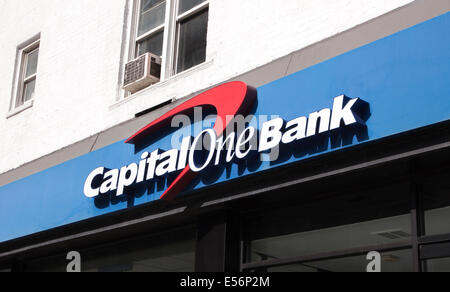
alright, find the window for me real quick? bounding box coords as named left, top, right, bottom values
left=175, top=6, right=209, bottom=73
left=426, top=257, right=450, bottom=272
left=423, top=171, right=450, bottom=236
left=243, top=182, right=414, bottom=272
left=265, top=250, right=413, bottom=273
left=13, top=39, right=40, bottom=110
left=136, top=0, right=166, bottom=58
left=25, top=227, right=196, bottom=272
left=130, top=0, right=209, bottom=88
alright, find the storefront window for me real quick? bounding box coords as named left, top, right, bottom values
left=266, top=250, right=413, bottom=272
left=249, top=215, right=411, bottom=263
left=244, top=181, right=413, bottom=270
left=423, top=171, right=450, bottom=236
left=26, top=227, right=196, bottom=272
left=426, top=257, right=450, bottom=272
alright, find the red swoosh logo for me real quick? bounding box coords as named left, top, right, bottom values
left=125, top=81, right=257, bottom=201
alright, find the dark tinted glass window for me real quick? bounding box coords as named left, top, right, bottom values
left=427, top=257, right=450, bottom=272
left=423, top=170, right=450, bottom=236
left=176, top=9, right=208, bottom=73
left=265, top=250, right=413, bottom=273
left=26, top=228, right=196, bottom=272
left=245, top=182, right=412, bottom=267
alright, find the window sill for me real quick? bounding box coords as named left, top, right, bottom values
left=110, top=58, right=214, bottom=111
left=6, top=100, right=34, bottom=119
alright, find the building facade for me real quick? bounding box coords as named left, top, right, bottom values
left=0, top=0, right=449, bottom=272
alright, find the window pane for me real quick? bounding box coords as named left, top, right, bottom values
left=25, top=228, right=196, bottom=272
left=137, top=30, right=164, bottom=57
left=138, top=0, right=166, bottom=37
left=178, top=0, right=206, bottom=15
left=249, top=214, right=411, bottom=263
left=245, top=182, right=412, bottom=263
left=423, top=171, right=450, bottom=236
left=265, top=250, right=413, bottom=272
left=22, top=79, right=36, bottom=103
left=427, top=257, right=450, bottom=272
left=176, top=10, right=208, bottom=73
left=141, top=0, right=164, bottom=12
left=25, top=49, right=39, bottom=78
left=426, top=207, right=450, bottom=236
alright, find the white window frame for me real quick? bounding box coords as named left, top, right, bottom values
left=130, top=0, right=209, bottom=83
left=134, top=0, right=166, bottom=58
left=8, top=37, right=40, bottom=117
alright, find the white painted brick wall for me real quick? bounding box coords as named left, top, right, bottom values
left=0, top=0, right=413, bottom=174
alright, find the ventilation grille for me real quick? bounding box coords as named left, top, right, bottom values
left=124, top=55, right=146, bottom=87
left=372, top=229, right=411, bottom=240
left=123, top=53, right=162, bottom=93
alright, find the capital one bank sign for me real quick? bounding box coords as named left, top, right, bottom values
left=2, top=14, right=448, bottom=244
left=84, top=82, right=370, bottom=201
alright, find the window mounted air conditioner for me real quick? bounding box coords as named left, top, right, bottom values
left=123, top=53, right=162, bottom=93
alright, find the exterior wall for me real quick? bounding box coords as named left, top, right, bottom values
left=0, top=0, right=414, bottom=174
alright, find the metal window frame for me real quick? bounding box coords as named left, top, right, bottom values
left=241, top=242, right=412, bottom=272
left=239, top=164, right=450, bottom=272
left=24, top=224, right=197, bottom=272
left=238, top=161, right=425, bottom=272
left=240, top=178, right=417, bottom=272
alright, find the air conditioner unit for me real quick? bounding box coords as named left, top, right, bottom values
left=123, top=53, right=162, bottom=93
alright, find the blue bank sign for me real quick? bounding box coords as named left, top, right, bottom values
left=83, top=92, right=370, bottom=201
left=0, top=13, right=449, bottom=243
